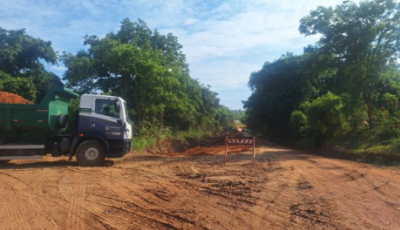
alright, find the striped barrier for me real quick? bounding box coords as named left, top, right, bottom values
left=226, top=138, right=254, bottom=145
left=224, top=136, right=256, bottom=166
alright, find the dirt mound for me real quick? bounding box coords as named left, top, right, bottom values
left=183, top=145, right=250, bottom=156
left=0, top=91, right=33, bottom=104
left=144, top=134, right=254, bottom=157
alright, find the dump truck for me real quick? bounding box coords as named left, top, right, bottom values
left=0, top=87, right=132, bottom=166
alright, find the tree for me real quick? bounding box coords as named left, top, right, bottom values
left=298, top=92, right=344, bottom=147
left=244, top=53, right=317, bottom=138
left=0, top=70, right=36, bottom=101
left=62, top=18, right=225, bottom=134
left=0, top=27, right=62, bottom=102
left=299, top=0, right=400, bottom=125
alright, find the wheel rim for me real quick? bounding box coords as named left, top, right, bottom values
left=84, top=147, right=99, bottom=161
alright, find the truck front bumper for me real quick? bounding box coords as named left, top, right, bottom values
left=107, top=139, right=131, bottom=158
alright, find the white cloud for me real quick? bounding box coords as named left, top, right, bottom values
left=184, top=18, right=198, bottom=25
left=190, top=60, right=260, bottom=89
left=162, top=0, right=347, bottom=64
left=0, top=0, right=352, bottom=109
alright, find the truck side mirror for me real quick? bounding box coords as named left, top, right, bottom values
left=117, top=119, right=125, bottom=128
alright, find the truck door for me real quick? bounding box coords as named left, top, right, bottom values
left=91, top=99, right=124, bottom=140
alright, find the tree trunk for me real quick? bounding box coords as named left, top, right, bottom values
left=122, top=74, right=129, bottom=100
left=364, top=90, right=374, bottom=129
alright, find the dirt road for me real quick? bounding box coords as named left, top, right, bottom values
left=0, top=139, right=399, bottom=229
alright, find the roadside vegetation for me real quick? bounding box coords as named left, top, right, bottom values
left=132, top=129, right=214, bottom=152
left=244, top=0, right=400, bottom=164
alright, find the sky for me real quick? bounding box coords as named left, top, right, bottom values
left=0, top=0, right=348, bottom=109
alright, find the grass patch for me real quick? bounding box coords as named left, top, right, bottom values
left=132, top=135, right=158, bottom=152
left=332, top=128, right=400, bottom=165
left=132, top=129, right=214, bottom=152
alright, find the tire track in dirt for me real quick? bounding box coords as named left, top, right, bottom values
left=1, top=138, right=400, bottom=229
left=98, top=167, right=186, bottom=229
left=64, top=174, right=87, bottom=229
left=58, top=174, right=72, bottom=202
left=290, top=175, right=342, bottom=230
left=265, top=146, right=400, bottom=229
left=1, top=170, right=66, bottom=229
left=0, top=173, right=33, bottom=230
left=256, top=154, right=305, bottom=229
left=299, top=156, right=398, bottom=201
left=105, top=169, right=189, bottom=229
left=173, top=178, right=249, bottom=229
left=25, top=169, right=62, bottom=230
left=175, top=155, right=282, bottom=229
left=85, top=196, right=136, bottom=230
left=86, top=167, right=137, bottom=229
left=117, top=162, right=233, bottom=230
left=255, top=147, right=352, bottom=229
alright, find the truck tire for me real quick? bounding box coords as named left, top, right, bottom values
left=75, top=140, right=106, bottom=166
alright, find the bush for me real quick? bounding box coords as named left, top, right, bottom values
left=131, top=128, right=213, bottom=152
left=0, top=71, right=37, bottom=101
left=290, top=110, right=307, bottom=137
left=302, top=92, right=344, bottom=147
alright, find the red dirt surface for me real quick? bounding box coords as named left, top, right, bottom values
left=0, top=91, right=33, bottom=104
left=0, top=135, right=399, bottom=229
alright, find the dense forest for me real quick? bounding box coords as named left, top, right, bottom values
left=244, top=0, right=400, bottom=160
left=0, top=19, right=235, bottom=141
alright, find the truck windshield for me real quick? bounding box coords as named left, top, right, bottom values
left=123, top=101, right=130, bottom=123
left=95, top=99, right=120, bottom=118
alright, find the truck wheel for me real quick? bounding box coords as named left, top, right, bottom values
left=75, top=140, right=106, bottom=166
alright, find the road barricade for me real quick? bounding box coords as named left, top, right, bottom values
left=224, top=136, right=256, bottom=166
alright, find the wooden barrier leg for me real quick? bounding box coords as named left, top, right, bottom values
left=224, top=136, right=228, bottom=165
left=253, top=137, right=256, bottom=166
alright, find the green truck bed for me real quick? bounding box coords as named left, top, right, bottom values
left=0, top=87, right=79, bottom=138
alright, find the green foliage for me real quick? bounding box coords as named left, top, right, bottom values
left=244, top=53, right=317, bottom=137
left=239, top=113, right=247, bottom=125
left=301, top=92, right=344, bottom=147
left=0, top=27, right=62, bottom=102
left=132, top=129, right=212, bottom=152
left=132, top=135, right=158, bottom=152
left=230, top=110, right=246, bottom=122
left=61, top=18, right=230, bottom=134
left=333, top=128, right=400, bottom=164
left=216, top=106, right=234, bottom=129
left=0, top=28, right=57, bottom=76
left=245, top=0, right=400, bottom=154
left=0, top=70, right=36, bottom=101
left=290, top=110, right=307, bottom=137
left=299, top=0, right=400, bottom=124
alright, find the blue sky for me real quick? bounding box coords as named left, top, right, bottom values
left=0, top=0, right=347, bottom=109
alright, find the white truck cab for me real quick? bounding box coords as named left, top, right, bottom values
left=80, top=95, right=132, bottom=139
left=68, top=94, right=132, bottom=166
